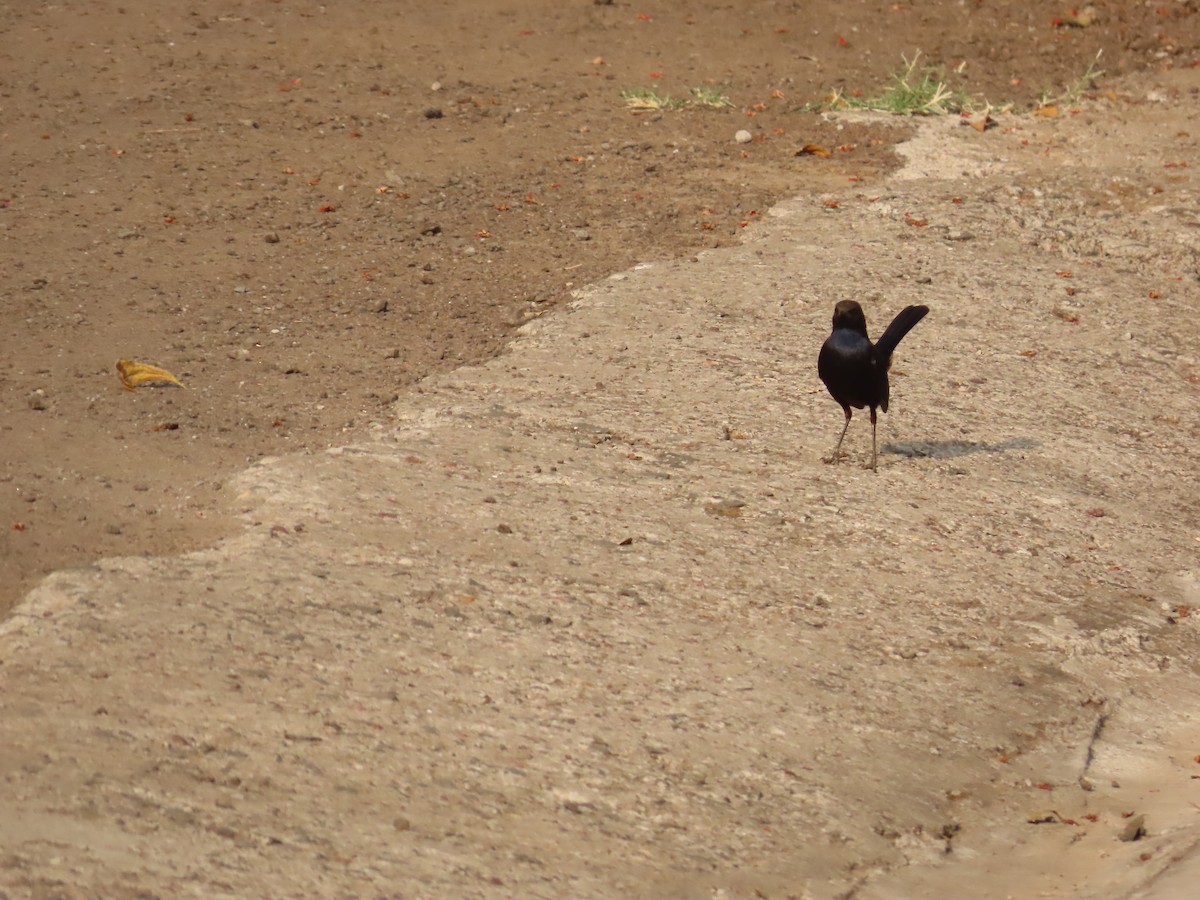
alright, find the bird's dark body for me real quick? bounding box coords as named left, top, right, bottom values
left=818, top=328, right=887, bottom=413
left=818, top=300, right=928, bottom=469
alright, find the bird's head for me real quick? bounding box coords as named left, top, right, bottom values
left=831, top=300, right=868, bottom=336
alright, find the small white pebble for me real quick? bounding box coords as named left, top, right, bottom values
left=734, top=129, right=753, bottom=144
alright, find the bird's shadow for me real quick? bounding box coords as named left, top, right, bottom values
left=882, top=437, right=1039, bottom=460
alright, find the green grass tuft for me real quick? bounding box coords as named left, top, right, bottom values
left=824, top=52, right=973, bottom=116
left=1037, top=50, right=1104, bottom=108
left=622, top=85, right=733, bottom=112
left=621, top=87, right=682, bottom=111
left=688, top=86, right=734, bottom=108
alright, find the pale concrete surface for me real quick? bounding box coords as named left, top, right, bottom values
left=2, top=70, right=1199, bottom=899
left=1128, top=845, right=1200, bottom=900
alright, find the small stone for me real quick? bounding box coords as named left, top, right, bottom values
left=264, top=232, right=281, bottom=244
left=424, top=108, right=444, bottom=119
left=165, top=807, right=196, bottom=826
left=734, top=129, right=753, bottom=144
left=1119, top=814, right=1147, bottom=842
left=27, top=390, right=49, bottom=411
left=573, top=228, right=591, bottom=241
left=705, top=498, right=746, bottom=518
left=373, top=298, right=389, bottom=313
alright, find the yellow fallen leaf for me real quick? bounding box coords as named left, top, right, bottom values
left=797, top=143, right=832, bottom=158
left=1034, top=105, right=1059, bottom=118
left=116, top=359, right=186, bottom=391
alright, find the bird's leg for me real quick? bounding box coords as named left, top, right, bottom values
left=830, top=407, right=851, bottom=464
left=869, top=407, right=878, bottom=472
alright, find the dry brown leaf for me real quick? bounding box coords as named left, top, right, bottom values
left=1027, top=810, right=1060, bottom=825
left=1034, top=105, right=1059, bottom=118
left=116, top=359, right=186, bottom=391
left=966, top=115, right=996, bottom=133
left=796, top=143, right=831, bottom=158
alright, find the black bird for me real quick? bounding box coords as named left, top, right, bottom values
left=817, top=300, right=929, bottom=470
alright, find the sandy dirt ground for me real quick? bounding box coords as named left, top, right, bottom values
left=3, top=0, right=1198, bottom=615
left=3, top=2, right=1200, bottom=899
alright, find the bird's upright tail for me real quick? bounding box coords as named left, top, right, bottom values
left=874, top=305, right=929, bottom=362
